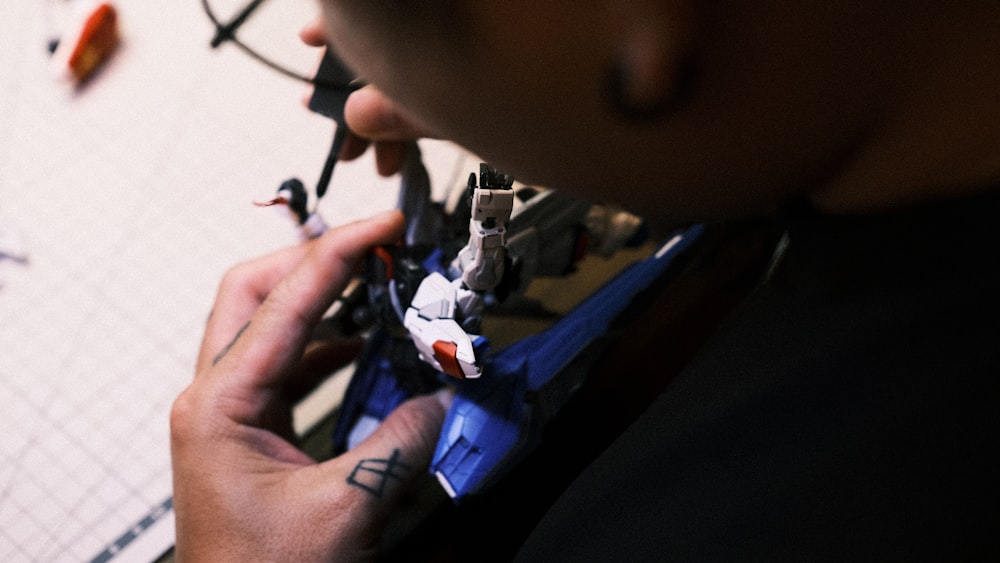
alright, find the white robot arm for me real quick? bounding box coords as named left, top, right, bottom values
left=451, top=180, right=515, bottom=291
left=403, top=165, right=515, bottom=380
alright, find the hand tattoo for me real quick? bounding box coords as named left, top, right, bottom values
left=212, top=321, right=250, bottom=365
left=347, top=449, right=412, bottom=498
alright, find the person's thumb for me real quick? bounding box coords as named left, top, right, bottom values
left=344, top=85, right=433, bottom=141
left=340, top=386, right=453, bottom=500
left=307, top=387, right=454, bottom=559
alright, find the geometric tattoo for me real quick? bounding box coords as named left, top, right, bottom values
left=346, top=449, right=412, bottom=498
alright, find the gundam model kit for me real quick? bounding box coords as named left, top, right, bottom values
left=255, top=48, right=707, bottom=503
left=265, top=144, right=705, bottom=502
left=329, top=159, right=703, bottom=501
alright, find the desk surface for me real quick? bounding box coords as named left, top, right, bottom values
left=0, top=2, right=470, bottom=561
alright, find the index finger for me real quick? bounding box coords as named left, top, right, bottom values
left=212, top=211, right=404, bottom=410
left=197, top=243, right=311, bottom=374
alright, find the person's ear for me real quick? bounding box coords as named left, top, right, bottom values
left=603, top=1, right=696, bottom=122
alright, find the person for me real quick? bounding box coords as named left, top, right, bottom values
left=170, top=2, right=1000, bottom=561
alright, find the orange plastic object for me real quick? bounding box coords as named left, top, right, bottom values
left=62, top=2, right=120, bottom=82
left=432, top=340, right=466, bottom=380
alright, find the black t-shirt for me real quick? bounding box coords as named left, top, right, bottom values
left=515, top=189, right=1000, bottom=561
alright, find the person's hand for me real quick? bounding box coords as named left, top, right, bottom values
left=340, top=85, right=433, bottom=176
left=170, top=211, right=451, bottom=562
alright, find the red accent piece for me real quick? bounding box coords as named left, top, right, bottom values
left=66, top=3, right=120, bottom=82
left=373, top=246, right=394, bottom=280
left=433, top=340, right=465, bottom=380
left=253, top=196, right=289, bottom=207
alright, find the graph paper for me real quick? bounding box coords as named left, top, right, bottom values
left=0, top=1, right=471, bottom=561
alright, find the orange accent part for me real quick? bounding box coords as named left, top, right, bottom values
left=432, top=340, right=466, bottom=380
left=373, top=246, right=394, bottom=280
left=252, top=196, right=289, bottom=207
left=67, top=3, right=120, bottom=82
